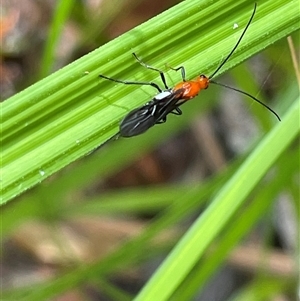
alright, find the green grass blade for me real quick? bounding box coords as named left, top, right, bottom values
left=39, top=0, right=75, bottom=78
left=229, top=278, right=295, bottom=301
left=172, top=148, right=299, bottom=300
left=133, top=97, right=300, bottom=301
left=1, top=0, right=299, bottom=204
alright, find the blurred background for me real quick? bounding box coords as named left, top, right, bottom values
left=1, top=0, right=299, bottom=300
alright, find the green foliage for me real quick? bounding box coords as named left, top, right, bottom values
left=1, top=0, right=299, bottom=300
left=1, top=0, right=299, bottom=203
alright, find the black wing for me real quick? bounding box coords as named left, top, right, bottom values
left=119, top=105, right=157, bottom=137
left=120, top=90, right=183, bottom=137
left=153, top=89, right=185, bottom=122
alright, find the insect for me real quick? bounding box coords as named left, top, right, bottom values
left=99, top=3, right=280, bottom=138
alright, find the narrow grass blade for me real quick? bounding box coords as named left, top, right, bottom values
left=133, top=97, right=300, bottom=301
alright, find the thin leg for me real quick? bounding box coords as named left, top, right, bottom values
left=132, top=53, right=169, bottom=90
left=99, top=74, right=162, bottom=92
left=168, top=65, right=186, bottom=81
left=156, top=117, right=167, bottom=124
left=170, top=107, right=182, bottom=115
left=156, top=107, right=181, bottom=124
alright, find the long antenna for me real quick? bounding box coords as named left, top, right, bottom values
left=209, top=3, right=257, bottom=79
left=210, top=80, right=281, bottom=121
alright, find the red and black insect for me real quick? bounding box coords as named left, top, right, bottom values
left=99, top=3, right=280, bottom=138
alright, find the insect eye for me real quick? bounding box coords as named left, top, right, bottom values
left=199, top=74, right=207, bottom=79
